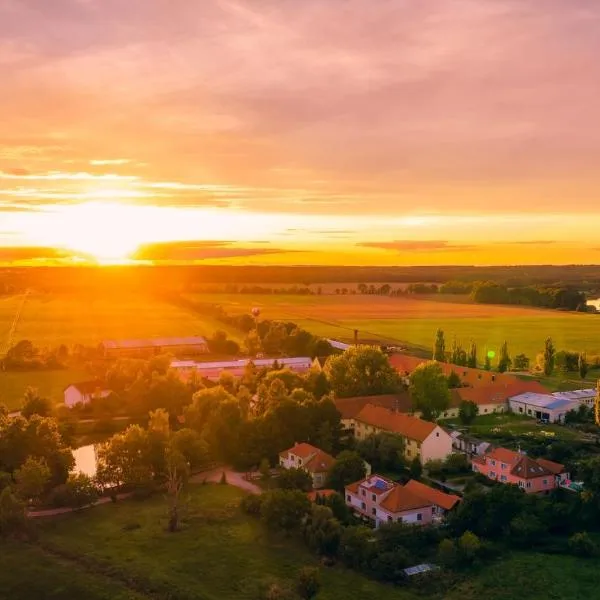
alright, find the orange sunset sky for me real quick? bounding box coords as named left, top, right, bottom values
left=1, top=0, right=600, bottom=266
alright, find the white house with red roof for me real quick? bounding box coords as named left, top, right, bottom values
left=279, top=443, right=337, bottom=489
left=64, top=381, right=112, bottom=408
left=345, top=474, right=460, bottom=528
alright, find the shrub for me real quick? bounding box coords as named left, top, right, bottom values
left=241, top=494, right=263, bottom=517
left=437, top=538, right=458, bottom=568
left=48, top=474, right=99, bottom=509
left=220, top=471, right=227, bottom=485
left=295, top=567, right=320, bottom=600
left=568, top=532, right=597, bottom=557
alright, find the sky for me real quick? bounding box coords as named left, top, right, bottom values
left=1, top=0, right=600, bottom=266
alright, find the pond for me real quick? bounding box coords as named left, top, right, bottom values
left=72, top=444, right=98, bottom=478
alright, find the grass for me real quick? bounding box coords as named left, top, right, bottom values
left=36, top=484, right=417, bottom=600
left=0, top=292, right=242, bottom=348
left=0, top=367, right=90, bottom=411
left=0, top=541, right=144, bottom=600
left=188, top=293, right=600, bottom=358
left=447, top=551, right=600, bottom=600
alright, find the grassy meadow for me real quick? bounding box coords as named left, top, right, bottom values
left=190, top=292, right=600, bottom=359
left=4, top=483, right=600, bottom=600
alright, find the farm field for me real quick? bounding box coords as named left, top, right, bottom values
left=0, top=293, right=242, bottom=348
left=35, top=484, right=416, bottom=600
left=0, top=367, right=90, bottom=411
left=189, top=293, right=600, bottom=359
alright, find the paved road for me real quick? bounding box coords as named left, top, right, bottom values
left=190, top=467, right=262, bottom=495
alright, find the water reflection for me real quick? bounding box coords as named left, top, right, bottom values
left=72, top=444, right=98, bottom=477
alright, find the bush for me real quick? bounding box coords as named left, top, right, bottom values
left=568, top=532, right=597, bottom=557
left=437, top=538, right=458, bottom=567
left=295, top=567, right=320, bottom=600
left=48, top=474, right=99, bottom=509
left=241, top=494, right=263, bottom=517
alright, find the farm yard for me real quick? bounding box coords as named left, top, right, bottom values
left=187, top=292, right=600, bottom=360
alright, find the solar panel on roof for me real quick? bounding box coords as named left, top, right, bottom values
left=374, top=479, right=388, bottom=490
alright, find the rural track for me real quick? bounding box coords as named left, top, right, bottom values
left=0, top=289, right=29, bottom=359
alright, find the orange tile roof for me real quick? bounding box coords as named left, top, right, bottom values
left=485, top=447, right=521, bottom=465
left=304, top=449, right=336, bottom=474
left=279, top=442, right=323, bottom=460
left=355, top=404, right=437, bottom=442
left=511, top=455, right=553, bottom=479
left=536, top=458, right=566, bottom=475
left=335, top=393, right=412, bottom=419
left=380, top=485, right=432, bottom=513
left=403, top=479, right=461, bottom=511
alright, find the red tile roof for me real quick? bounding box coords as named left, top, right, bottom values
left=404, top=479, right=461, bottom=511
left=511, top=455, right=553, bottom=479
left=536, top=458, right=566, bottom=475
left=307, top=489, right=337, bottom=502
left=484, top=447, right=522, bottom=465
left=478, top=447, right=556, bottom=480
left=335, top=393, right=412, bottom=419
left=279, top=443, right=335, bottom=474
left=355, top=404, right=437, bottom=442
left=380, top=485, right=432, bottom=513
left=458, top=380, right=549, bottom=406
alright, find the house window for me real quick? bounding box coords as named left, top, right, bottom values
left=518, top=481, right=524, bottom=488
left=361, top=489, right=366, bottom=496
left=526, top=482, right=531, bottom=489
left=491, top=460, right=496, bottom=467
left=346, top=495, right=351, bottom=502
left=484, top=409, right=488, bottom=413
left=527, top=410, right=532, bottom=415
left=443, top=412, right=448, bottom=418
left=490, top=471, right=496, bottom=479
left=500, top=475, right=507, bottom=482
left=361, top=502, right=366, bottom=510
left=431, top=507, right=435, bottom=514
left=371, top=494, right=376, bottom=502
left=436, top=432, right=439, bottom=437
left=501, top=463, right=506, bottom=470
left=543, top=479, right=548, bottom=486
left=417, top=513, right=422, bottom=521
left=519, top=407, right=523, bottom=413
left=371, top=507, right=376, bottom=516
left=491, top=375, right=495, bottom=382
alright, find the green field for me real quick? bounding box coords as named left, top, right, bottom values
left=4, top=484, right=600, bottom=600
left=0, top=293, right=242, bottom=348
left=190, top=293, right=600, bottom=359
left=0, top=367, right=90, bottom=411
left=34, top=484, right=413, bottom=600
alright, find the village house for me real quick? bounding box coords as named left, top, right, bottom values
left=334, top=393, right=411, bottom=431
left=450, top=431, right=491, bottom=457
left=279, top=443, right=337, bottom=489
left=64, top=381, right=112, bottom=408
left=353, top=404, right=453, bottom=464
left=471, top=447, right=568, bottom=493
left=345, top=474, right=460, bottom=528
left=551, top=389, right=596, bottom=408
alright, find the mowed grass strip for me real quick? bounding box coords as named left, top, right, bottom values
left=0, top=541, right=146, bottom=600
left=38, top=484, right=416, bottom=600
left=188, top=293, right=600, bottom=358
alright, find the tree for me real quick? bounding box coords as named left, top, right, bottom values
left=409, top=362, right=450, bottom=421
left=21, top=388, right=52, bottom=419
left=568, top=532, right=597, bottom=557
left=338, top=526, right=375, bottom=570
left=509, top=513, right=544, bottom=548
left=278, top=468, right=313, bottom=492
left=48, top=473, right=99, bottom=509
left=295, top=567, right=321, bottom=600
left=467, top=342, right=477, bottom=369
left=326, top=451, right=366, bottom=491
left=513, top=353, right=530, bottom=371
left=457, top=530, right=481, bottom=564
left=14, top=457, right=51, bottom=503
left=0, top=487, right=27, bottom=538
left=579, top=352, right=589, bottom=380
left=244, top=330, right=262, bottom=356
left=260, top=489, right=311, bottom=534
left=458, top=400, right=479, bottom=425
left=433, top=329, right=446, bottom=361
left=543, top=337, right=555, bottom=376
left=260, top=458, right=272, bottom=482
left=484, top=354, right=491, bottom=371
left=437, top=538, right=458, bottom=567
left=302, top=504, right=342, bottom=556
left=497, top=341, right=511, bottom=373
left=324, top=347, right=401, bottom=398
left=447, top=371, right=462, bottom=389
left=409, top=456, right=422, bottom=480
left=166, top=446, right=189, bottom=532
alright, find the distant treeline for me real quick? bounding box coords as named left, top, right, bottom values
left=4, top=264, right=600, bottom=293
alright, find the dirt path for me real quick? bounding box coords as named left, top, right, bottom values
left=28, top=493, right=133, bottom=518
left=190, top=467, right=262, bottom=495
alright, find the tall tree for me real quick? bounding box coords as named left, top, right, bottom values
left=21, top=388, right=52, bottom=419
left=326, top=451, right=367, bottom=491
left=14, top=457, right=51, bottom=503
left=433, top=329, right=446, bottom=361
left=467, top=342, right=477, bottom=369
left=484, top=354, right=491, bottom=371
left=497, top=341, right=511, bottom=373
left=543, top=337, right=556, bottom=376
left=579, top=352, right=589, bottom=380
left=409, top=361, right=450, bottom=421
left=324, top=347, right=401, bottom=398
left=458, top=400, right=479, bottom=425
left=513, top=354, right=530, bottom=371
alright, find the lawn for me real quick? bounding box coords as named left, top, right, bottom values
left=0, top=541, right=144, bottom=600
left=0, top=367, right=90, bottom=411
left=186, top=293, right=600, bottom=359
left=447, top=551, right=600, bottom=600
left=0, top=292, right=242, bottom=348
left=37, top=484, right=417, bottom=600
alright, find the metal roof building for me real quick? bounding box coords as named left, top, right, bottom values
left=509, top=392, right=579, bottom=423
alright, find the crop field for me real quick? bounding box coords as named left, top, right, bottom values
left=191, top=293, right=600, bottom=359
left=0, top=293, right=242, bottom=349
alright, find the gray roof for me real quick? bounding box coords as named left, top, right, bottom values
left=510, top=392, right=577, bottom=411
left=171, top=357, right=312, bottom=370
left=102, top=336, right=207, bottom=350
left=551, top=389, right=596, bottom=401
